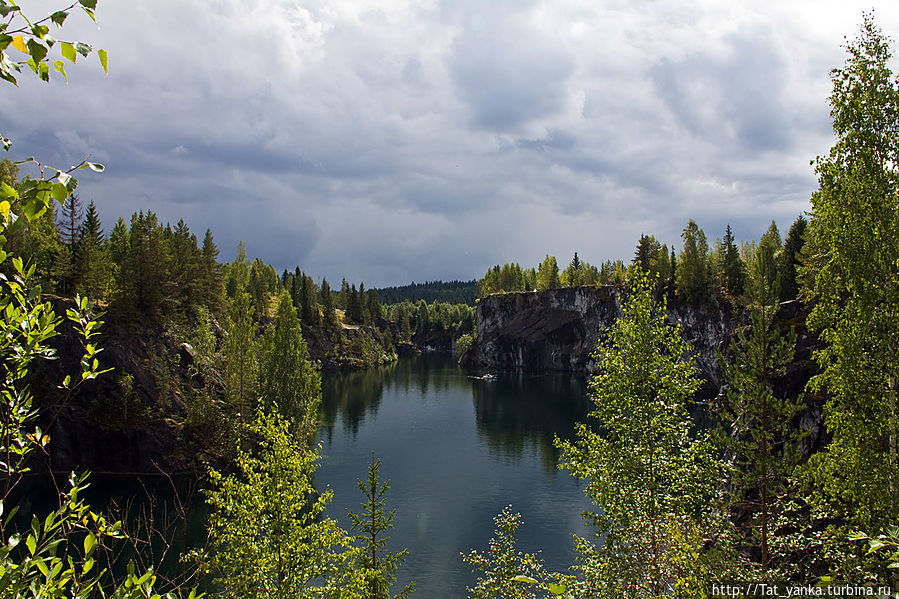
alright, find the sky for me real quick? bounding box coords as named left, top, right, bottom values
left=2, top=1, right=899, bottom=287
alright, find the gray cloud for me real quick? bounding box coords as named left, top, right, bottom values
left=2, top=0, right=898, bottom=286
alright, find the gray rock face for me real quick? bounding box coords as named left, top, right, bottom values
left=464, top=286, right=738, bottom=398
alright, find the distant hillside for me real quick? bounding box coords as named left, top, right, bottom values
left=375, top=280, right=478, bottom=305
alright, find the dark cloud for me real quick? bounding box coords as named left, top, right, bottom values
left=3, top=1, right=898, bottom=285
left=650, top=28, right=793, bottom=152
left=449, top=17, right=576, bottom=132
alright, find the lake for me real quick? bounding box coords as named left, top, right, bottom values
left=317, top=353, right=595, bottom=598
left=13, top=353, right=596, bottom=597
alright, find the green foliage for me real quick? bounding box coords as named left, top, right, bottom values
left=632, top=235, right=673, bottom=296
left=223, top=292, right=258, bottom=421
left=258, top=291, right=321, bottom=443
left=75, top=200, right=112, bottom=299
left=247, top=258, right=278, bottom=318
left=201, top=410, right=366, bottom=598
left=747, top=221, right=782, bottom=305
left=803, top=13, right=899, bottom=531
left=462, top=507, right=559, bottom=599
left=776, top=215, right=807, bottom=302
left=676, top=219, right=710, bottom=303
left=0, top=218, right=183, bottom=599
left=717, top=302, right=801, bottom=577
left=225, top=241, right=249, bottom=299
left=384, top=299, right=473, bottom=339
left=536, top=255, right=560, bottom=291
left=0, top=2, right=106, bottom=98
left=347, top=453, right=414, bottom=599
left=722, top=224, right=746, bottom=298
left=320, top=277, right=340, bottom=330
left=455, top=332, right=475, bottom=364
left=478, top=262, right=533, bottom=296
left=0, top=5, right=195, bottom=596
left=373, top=280, right=478, bottom=306
left=558, top=267, right=717, bottom=597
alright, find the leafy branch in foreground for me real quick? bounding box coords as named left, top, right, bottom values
left=557, top=267, right=721, bottom=597
left=0, top=0, right=107, bottom=88
left=200, top=410, right=367, bottom=598
left=462, top=506, right=563, bottom=599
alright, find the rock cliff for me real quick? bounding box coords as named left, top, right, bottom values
left=462, top=287, right=814, bottom=403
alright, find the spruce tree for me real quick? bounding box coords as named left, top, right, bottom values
left=75, top=201, right=111, bottom=300
left=722, top=224, right=746, bottom=298
left=347, top=454, right=414, bottom=599
left=776, top=215, right=807, bottom=302
left=200, top=229, right=224, bottom=311
left=321, top=277, right=339, bottom=330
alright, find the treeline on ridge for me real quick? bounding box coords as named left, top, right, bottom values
left=478, top=217, right=807, bottom=306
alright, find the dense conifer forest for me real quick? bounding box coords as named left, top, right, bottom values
left=2, top=3, right=899, bottom=598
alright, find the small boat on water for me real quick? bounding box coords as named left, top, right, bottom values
left=468, top=373, right=497, bottom=382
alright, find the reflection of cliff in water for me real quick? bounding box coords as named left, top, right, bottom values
left=470, top=372, right=590, bottom=472
left=318, top=354, right=466, bottom=441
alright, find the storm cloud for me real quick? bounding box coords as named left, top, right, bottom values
left=2, top=0, right=898, bottom=285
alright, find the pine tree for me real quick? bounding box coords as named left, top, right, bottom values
left=347, top=284, right=363, bottom=324
left=367, top=288, right=381, bottom=323
left=169, top=218, right=200, bottom=313
left=359, top=282, right=369, bottom=324
left=717, top=295, right=800, bottom=577
left=121, top=211, right=168, bottom=314
left=56, top=193, right=83, bottom=248
left=347, top=453, right=414, bottom=599
left=339, top=278, right=351, bottom=311
left=53, top=193, right=84, bottom=295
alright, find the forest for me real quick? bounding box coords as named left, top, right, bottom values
left=1, top=2, right=899, bottom=598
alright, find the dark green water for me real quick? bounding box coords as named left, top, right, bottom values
left=317, top=354, right=594, bottom=598
left=16, top=354, right=595, bottom=597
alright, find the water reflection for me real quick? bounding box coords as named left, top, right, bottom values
left=470, top=372, right=590, bottom=471
left=316, top=354, right=594, bottom=599
left=320, top=354, right=591, bottom=469
left=320, top=354, right=470, bottom=440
